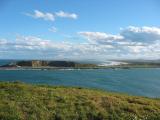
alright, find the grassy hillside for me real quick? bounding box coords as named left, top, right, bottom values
left=0, top=82, right=160, bottom=120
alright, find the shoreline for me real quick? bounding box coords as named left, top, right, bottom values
left=1, top=66, right=160, bottom=70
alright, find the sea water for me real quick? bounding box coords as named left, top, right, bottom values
left=0, top=68, right=160, bottom=98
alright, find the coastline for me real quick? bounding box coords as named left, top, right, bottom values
left=1, top=60, right=160, bottom=71
left=1, top=66, right=160, bottom=70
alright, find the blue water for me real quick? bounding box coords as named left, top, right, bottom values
left=0, top=68, right=160, bottom=98
left=0, top=60, right=15, bottom=66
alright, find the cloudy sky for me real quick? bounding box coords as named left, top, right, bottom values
left=0, top=0, right=160, bottom=60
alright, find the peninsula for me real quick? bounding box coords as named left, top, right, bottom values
left=0, top=60, right=98, bottom=70
left=1, top=60, right=160, bottom=70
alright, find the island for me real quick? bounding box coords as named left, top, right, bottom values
left=0, top=60, right=98, bottom=70
left=1, top=60, right=160, bottom=70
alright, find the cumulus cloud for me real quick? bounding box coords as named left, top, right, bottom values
left=78, top=26, right=160, bottom=59
left=0, top=35, right=115, bottom=59
left=26, top=10, right=55, bottom=21
left=1, top=26, right=160, bottom=60
left=55, top=11, right=78, bottom=19
left=78, top=32, right=123, bottom=44
left=79, top=26, right=160, bottom=43
left=121, top=26, right=160, bottom=43
left=26, top=10, right=78, bottom=21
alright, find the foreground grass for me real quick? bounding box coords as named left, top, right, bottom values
left=0, top=82, right=160, bottom=120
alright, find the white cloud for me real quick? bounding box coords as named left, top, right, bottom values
left=79, top=26, right=160, bottom=44
left=77, top=26, right=160, bottom=59
left=78, top=32, right=123, bottom=44
left=26, top=10, right=78, bottom=21
left=123, top=26, right=160, bottom=34
left=0, top=36, right=114, bottom=59
left=121, top=26, right=160, bottom=42
left=26, top=10, right=55, bottom=21
left=1, top=26, right=160, bottom=60
left=55, top=11, right=78, bottom=19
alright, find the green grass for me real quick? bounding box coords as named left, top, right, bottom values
left=0, top=82, right=160, bottom=120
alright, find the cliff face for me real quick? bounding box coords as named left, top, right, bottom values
left=31, top=61, right=48, bottom=67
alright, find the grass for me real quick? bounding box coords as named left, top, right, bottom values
left=0, top=82, right=160, bottom=120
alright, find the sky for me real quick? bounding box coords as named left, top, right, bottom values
left=0, top=0, right=160, bottom=61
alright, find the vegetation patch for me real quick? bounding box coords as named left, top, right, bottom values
left=0, top=82, right=160, bottom=120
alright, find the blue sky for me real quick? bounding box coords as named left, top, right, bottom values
left=0, top=0, right=160, bottom=60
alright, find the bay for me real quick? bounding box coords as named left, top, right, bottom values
left=0, top=68, right=160, bottom=98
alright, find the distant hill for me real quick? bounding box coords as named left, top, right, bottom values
left=2, top=59, right=160, bottom=69
left=0, top=60, right=98, bottom=68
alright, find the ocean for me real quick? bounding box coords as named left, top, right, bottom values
left=0, top=63, right=160, bottom=98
